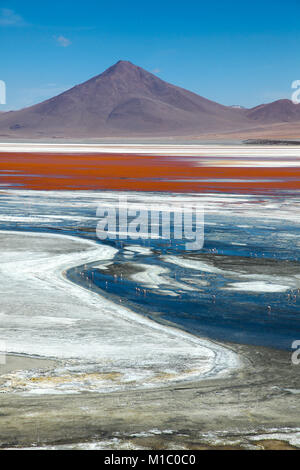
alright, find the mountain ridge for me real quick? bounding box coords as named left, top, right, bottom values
left=0, top=60, right=299, bottom=138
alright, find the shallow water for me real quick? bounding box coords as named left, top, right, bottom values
left=1, top=189, right=300, bottom=351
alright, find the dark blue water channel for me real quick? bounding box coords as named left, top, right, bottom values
left=1, top=190, right=300, bottom=350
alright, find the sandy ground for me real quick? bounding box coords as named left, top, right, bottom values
left=0, top=231, right=299, bottom=449
left=0, top=345, right=299, bottom=450
left=0, top=356, right=55, bottom=375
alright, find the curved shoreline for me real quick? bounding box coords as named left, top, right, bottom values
left=0, top=230, right=240, bottom=395
left=0, top=231, right=300, bottom=449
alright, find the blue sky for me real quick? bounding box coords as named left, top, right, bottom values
left=1, top=0, right=300, bottom=110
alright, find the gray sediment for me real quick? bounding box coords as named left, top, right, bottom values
left=0, top=343, right=299, bottom=449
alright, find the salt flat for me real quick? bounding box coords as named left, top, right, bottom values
left=2, top=142, right=300, bottom=159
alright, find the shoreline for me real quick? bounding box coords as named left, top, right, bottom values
left=0, top=230, right=240, bottom=391
left=0, top=230, right=299, bottom=449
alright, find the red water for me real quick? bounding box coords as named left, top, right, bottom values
left=1, top=152, right=300, bottom=193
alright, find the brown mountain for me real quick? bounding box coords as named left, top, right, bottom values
left=0, top=61, right=299, bottom=138
left=245, top=99, right=300, bottom=124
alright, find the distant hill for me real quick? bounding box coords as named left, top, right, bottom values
left=245, top=99, right=300, bottom=123
left=0, top=61, right=299, bottom=138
